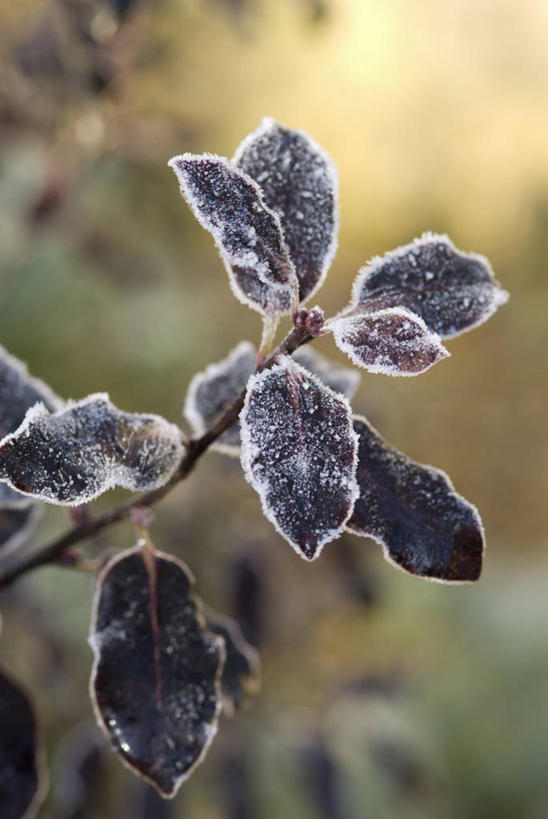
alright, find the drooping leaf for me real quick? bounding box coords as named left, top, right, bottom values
left=240, top=357, right=359, bottom=560
left=292, top=346, right=360, bottom=399
left=330, top=307, right=449, bottom=376
left=168, top=154, right=296, bottom=314
left=184, top=341, right=256, bottom=456
left=0, top=394, right=183, bottom=506
left=90, top=545, right=225, bottom=798
left=0, top=505, right=41, bottom=558
left=346, top=416, right=485, bottom=582
left=0, top=668, right=45, bottom=819
left=351, top=233, right=509, bottom=338
left=233, top=117, right=338, bottom=304
left=206, top=612, right=260, bottom=713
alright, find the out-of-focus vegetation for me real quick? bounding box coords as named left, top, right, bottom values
left=0, top=0, right=547, bottom=816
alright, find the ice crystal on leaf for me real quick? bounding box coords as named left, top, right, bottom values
left=0, top=394, right=183, bottom=505
left=347, top=416, right=485, bottom=582
left=292, top=346, right=360, bottom=399
left=240, top=357, right=359, bottom=560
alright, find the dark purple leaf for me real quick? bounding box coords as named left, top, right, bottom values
left=0, top=504, right=41, bottom=558
left=184, top=341, right=256, bottom=456
left=0, top=669, right=45, bottom=819
left=90, top=545, right=225, bottom=798
left=240, top=357, right=359, bottom=560
left=292, top=347, right=360, bottom=399
left=168, top=154, right=296, bottom=314
left=206, top=612, right=260, bottom=712
left=233, top=117, right=338, bottom=304
left=0, top=394, right=183, bottom=505
left=351, top=233, right=509, bottom=338
left=347, top=416, right=485, bottom=582
left=330, top=307, right=449, bottom=376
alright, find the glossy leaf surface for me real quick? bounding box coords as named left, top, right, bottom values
left=90, top=546, right=225, bottom=798
left=292, top=346, right=360, bottom=399
left=233, top=117, right=338, bottom=304
left=240, top=357, right=359, bottom=560
left=0, top=669, right=43, bottom=819
left=347, top=416, right=484, bottom=582
left=0, top=394, right=183, bottom=505
left=168, top=154, right=296, bottom=314
left=351, top=233, right=509, bottom=338
left=331, top=307, right=449, bottom=376
left=206, top=613, right=260, bottom=711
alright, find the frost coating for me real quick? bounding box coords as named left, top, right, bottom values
left=351, top=233, right=509, bottom=338
left=184, top=341, right=256, bottom=456
left=168, top=153, right=296, bottom=313
left=347, top=416, right=485, bottom=582
left=330, top=307, right=449, bottom=376
left=292, top=347, right=360, bottom=399
left=89, top=545, right=225, bottom=798
left=0, top=394, right=183, bottom=505
left=233, top=117, right=339, bottom=305
left=240, top=357, right=359, bottom=560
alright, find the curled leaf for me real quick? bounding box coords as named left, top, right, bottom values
left=0, top=668, right=46, bottom=819
left=330, top=308, right=449, bottom=376
left=347, top=416, right=485, bottom=582
left=233, top=117, right=338, bottom=304
left=0, top=394, right=183, bottom=506
left=292, top=346, right=360, bottom=399
left=184, top=341, right=256, bottom=456
left=351, top=233, right=509, bottom=338
left=206, top=612, right=261, bottom=713
left=168, top=154, right=296, bottom=314
left=240, top=357, right=359, bottom=560
left=89, top=545, right=225, bottom=798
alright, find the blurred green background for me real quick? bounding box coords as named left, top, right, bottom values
left=0, top=0, right=547, bottom=816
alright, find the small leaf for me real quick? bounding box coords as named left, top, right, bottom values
left=347, top=416, right=484, bottom=582
left=0, top=505, right=41, bottom=558
left=240, top=357, right=359, bottom=560
left=233, top=117, right=338, bottom=303
left=184, top=341, right=256, bottom=456
left=0, top=668, right=45, bottom=819
left=206, top=612, right=261, bottom=713
left=168, top=154, right=296, bottom=314
left=90, top=545, right=225, bottom=798
left=292, top=346, right=360, bottom=399
left=330, top=308, right=449, bottom=376
left=0, top=394, right=183, bottom=505
left=351, top=233, right=509, bottom=338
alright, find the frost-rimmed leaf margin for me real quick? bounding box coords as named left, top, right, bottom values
left=88, top=544, right=226, bottom=799
left=0, top=343, right=64, bottom=436
left=232, top=116, right=339, bottom=306
left=0, top=393, right=184, bottom=506
left=346, top=415, right=485, bottom=584
left=292, top=346, right=360, bottom=400
left=329, top=307, right=449, bottom=377
left=168, top=153, right=297, bottom=315
left=349, top=232, right=509, bottom=339
left=240, top=356, right=359, bottom=561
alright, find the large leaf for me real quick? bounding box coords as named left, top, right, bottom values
left=330, top=307, right=449, bottom=376
left=240, top=357, right=359, bottom=560
left=90, top=545, right=225, bottom=798
left=168, top=154, right=296, bottom=314
left=350, top=233, right=508, bottom=338
left=0, top=669, right=45, bottom=819
left=346, top=416, right=484, bottom=582
left=0, top=394, right=183, bottom=505
left=233, top=117, right=338, bottom=305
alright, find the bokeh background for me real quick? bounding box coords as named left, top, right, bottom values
left=0, top=0, right=547, bottom=816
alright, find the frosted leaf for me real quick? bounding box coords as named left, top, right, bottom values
left=0, top=505, right=41, bottom=559
left=351, top=233, right=509, bottom=338
left=347, top=416, right=484, bottom=582
left=206, top=611, right=261, bottom=712
left=184, top=342, right=256, bottom=457
left=240, top=357, right=359, bottom=560
left=89, top=545, right=225, bottom=798
left=330, top=307, right=449, bottom=376
left=0, top=669, right=45, bottom=819
left=233, top=117, right=338, bottom=304
left=292, top=347, right=360, bottom=399
left=168, top=154, right=296, bottom=314
left=0, top=394, right=183, bottom=506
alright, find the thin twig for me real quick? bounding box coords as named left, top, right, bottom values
left=0, top=325, right=312, bottom=591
